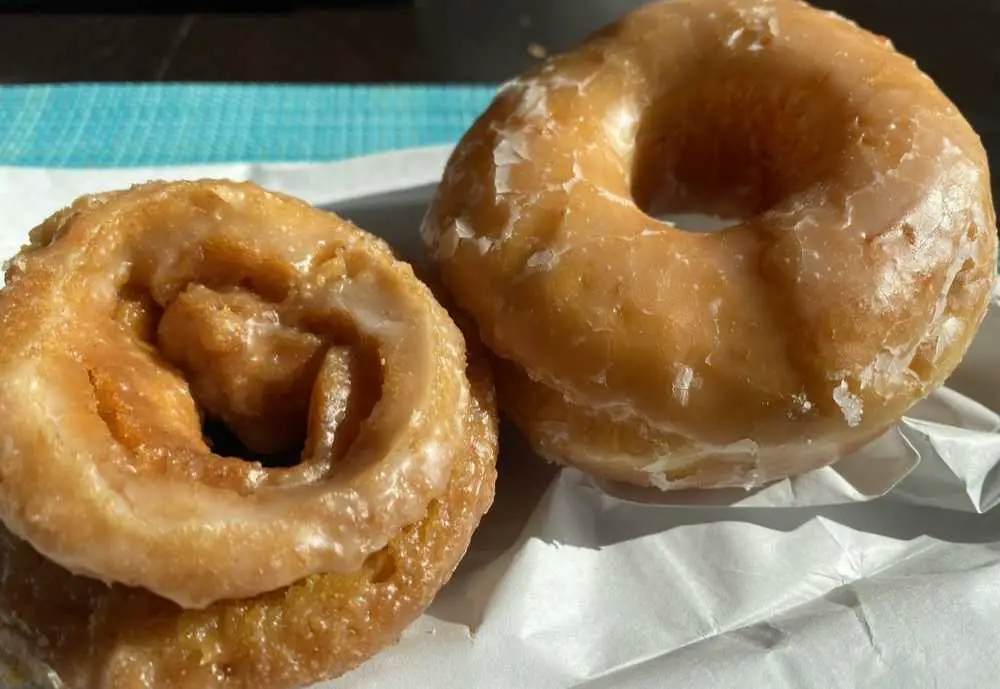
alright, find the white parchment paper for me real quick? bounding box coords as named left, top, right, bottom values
left=1, top=147, right=998, bottom=688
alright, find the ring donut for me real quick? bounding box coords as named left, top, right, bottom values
left=0, top=180, right=498, bottom=687
left=421, top=0, right=997, bottom=490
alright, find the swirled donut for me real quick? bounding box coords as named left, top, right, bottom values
left=0, top=180, right=498, bottom=688
left=421, top=0, right=997, bottom=490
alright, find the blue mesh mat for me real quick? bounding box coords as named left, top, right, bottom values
left=0, top=83, right=497, bottom=167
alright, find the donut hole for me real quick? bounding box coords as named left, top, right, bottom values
left=196, top=336, right=379, bottom=472
left=108, top=273, right=384, bottom=473
left=201, top=418, right=302, bottom=469
left=97, top=198, right=388, bottom=476
left=187, top=341, right=380, bottom=472
left=154, top=285, right=328, bottom=462
left=629, top=53, right=856, bottom=227
left=107, top=280, right=319, bottom=469
left=149, top=283, right=378, bottom=472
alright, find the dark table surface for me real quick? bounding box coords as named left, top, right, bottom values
left=1, top=0, right=998, bottom=177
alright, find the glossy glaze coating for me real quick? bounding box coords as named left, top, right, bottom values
left=422, top=0, right=998, bottom=489
left=0, top=362, right=495, bottom=689
left=0, top=180, right=499, bottom=688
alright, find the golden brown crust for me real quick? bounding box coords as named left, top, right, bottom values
left=0, top=364, right=496, bottom=688
left=421, top=0, right=998, bottom=490
left=0, top=180, right=499, bottom=688
left=0, top=179, right=490, bottom=608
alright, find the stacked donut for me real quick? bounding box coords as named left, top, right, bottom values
left=0, top=1, right=995, bottom=688
left=0, top=182, right=498, bottom=688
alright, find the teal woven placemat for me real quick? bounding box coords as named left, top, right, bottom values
left=0, top=84, right=498, bottom=168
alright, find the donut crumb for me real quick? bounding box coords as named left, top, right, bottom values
left=527, top=43, right=547, bottom=59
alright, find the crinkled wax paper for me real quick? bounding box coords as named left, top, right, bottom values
left=1, top=148, right=998, bottom=688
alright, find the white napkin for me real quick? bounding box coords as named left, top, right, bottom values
left=1, top=147, right=998, bottom=689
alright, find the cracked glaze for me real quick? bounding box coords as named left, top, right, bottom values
left=422, top=0, right=997, bottom=490
left=0, top=180, right=495, bottom=610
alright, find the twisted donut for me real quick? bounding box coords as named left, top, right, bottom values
left=0, top=180, right=497, bottom=687
left=421, top=0, right=997, bottom=490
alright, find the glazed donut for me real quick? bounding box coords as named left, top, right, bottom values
left=421, top=0, right=997, bottom=490
left=0, top=181, right=497, bottom=688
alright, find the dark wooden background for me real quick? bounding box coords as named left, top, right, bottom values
left=1, top=0, right=998, bottom=180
